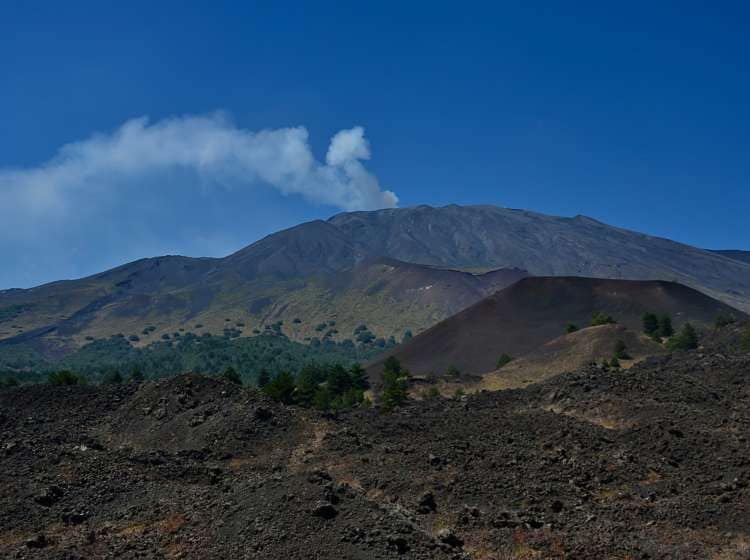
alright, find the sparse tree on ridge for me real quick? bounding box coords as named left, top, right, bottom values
left=642, top=313, right=659, bottom=336
left=591, top=312, right=616, bottom=327
left=496, top=353, right=513, bottom=369
left=381, top=356, right=410, bottom=411
left=222, top=366, right=242, bottom=385
left=666, top=323, right=698, bottom=351
left=658, top=314, right=674, bottom=338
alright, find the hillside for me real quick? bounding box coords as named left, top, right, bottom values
left=366, top=276, right=746, bottom=379
left=0, top=252, right=525, bottom=358
left=476, top=324, right=665, bottom=391
left=712, top=249, right=750, bottom=265
left=3, top=204, right=750, bottom=358
left=330, top=205, right=750, bottom=311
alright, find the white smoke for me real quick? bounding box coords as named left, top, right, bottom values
left=0, top=113, right=398, bottom=236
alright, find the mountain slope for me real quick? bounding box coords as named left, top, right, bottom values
left=0, top=247, right=525, bottom=357
left=330, top=205, right=750, bottom=311
left=711, top=249, right=750, bottom=265
left=476, top=324, right=665, bottom=391
left=3, top=204, right=749, bottom=356
left=366, top=276, right=746, bottom=379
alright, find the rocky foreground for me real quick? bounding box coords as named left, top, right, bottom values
left=1, top=335, right=749, bottom=559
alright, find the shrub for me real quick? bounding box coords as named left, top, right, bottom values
left=222, top=366, right=242, bottom=385
left=263, top=372, right=296, bottom=404
left=496, top=353, right=513, bottom=369
left=48, top=370, right=82, bottom=386
left=609, top=357, right=620, bottom=368
left=446, top=364, right=461, bottom=379
left=381, top=357, right=410, bottom=411
left=613, top=339, right=630, bottom=360
left=591, top=312, right=616, bottom=326
left=257, top=369, right=271, bottom=388
left=565, top=323, right=579, bottom=334
left=402, top=330, right=413, bottom=343
left=715, top=313, right=737, bottom=328
left=666, top=323, right=698, bottom=351
left=349, top=363, right=369, bottom=391
left=453, top=388, right=466, bottom=400
left=421, top=386, right=441, bottom=400
left=129, top=368, right=145, bottom=382
left=642, top=313, right=659, bottom=336
left=658, top=314, right=674, bottom=338
left=741, top=324, right=750, bottom=352
left=103, top=371, right=123, bottom=384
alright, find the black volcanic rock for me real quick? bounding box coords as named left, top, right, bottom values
left=2, top=333, right=750, bottom=558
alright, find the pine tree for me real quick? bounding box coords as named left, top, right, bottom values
left=666, top=323, right=698, bottom=351
left=263, top=372, right=296, bottom=404
left=222, top=366, right=242, bottom=385
left=257, top=369, right=271, bottom=388
left=741, top=324, right=750, bottom=352
left=295, top=364, right=323, bottom=407
left=642, top=313, right=659, bottom=336
left=349, top=363, right=369, bottom=391
left=129, top=367, right=145, bottom=383
left=658, top=314, right=674, bottom=338
left=104, top=371, right=123, bottom=384
left=381, top=357, right=410, bottom=411
left=613, top=339, right=630, bottom=360
left=591, top=312, right=616, bottom=326
left=496, top=353, right=513, bottom=369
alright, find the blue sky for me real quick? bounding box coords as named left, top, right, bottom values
left=1, top=1, right=749, bottom=288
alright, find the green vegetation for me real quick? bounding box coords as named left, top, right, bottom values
left=741, top=324, right=750, bottom=352
left=613, top=339, right=630, bottom=360
left=222, top=366, right=242, bottom=385
left=565, top=323, right=579, bottom=334
left=642, top=313, right=659, bottom=337
left=48, top=370, right=84, bottom=386
left=103, top=371, right=123, bottom=384
left=446, top=364, right=461, bottom=379
left=496, top=353, right=513, bottom=369
left=666, top=323, right=698, bottom=351
left=421, top=386, right=441, bottom=400
left=590, top=312, right=616, bottom=326
left=263, top=362, right=369, bottom=411
left=715, top=313, right=737, bottom=328
left=0, top=330, right=385, bottom=387
left=658, top=314, right=674, bottom=338
left=0, top=377, right=19, bottom=388
left=381, top=356, right=410, bottom=411
left=262, top=372, right=296, bottom=404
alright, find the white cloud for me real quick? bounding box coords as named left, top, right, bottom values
left=0, top=113, right=398, bottom=238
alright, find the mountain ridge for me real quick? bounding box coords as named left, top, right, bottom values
left=2, top=204, right=749, bottom=357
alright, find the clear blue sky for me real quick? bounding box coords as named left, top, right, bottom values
left=1, top=1, right=749, bottom=288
